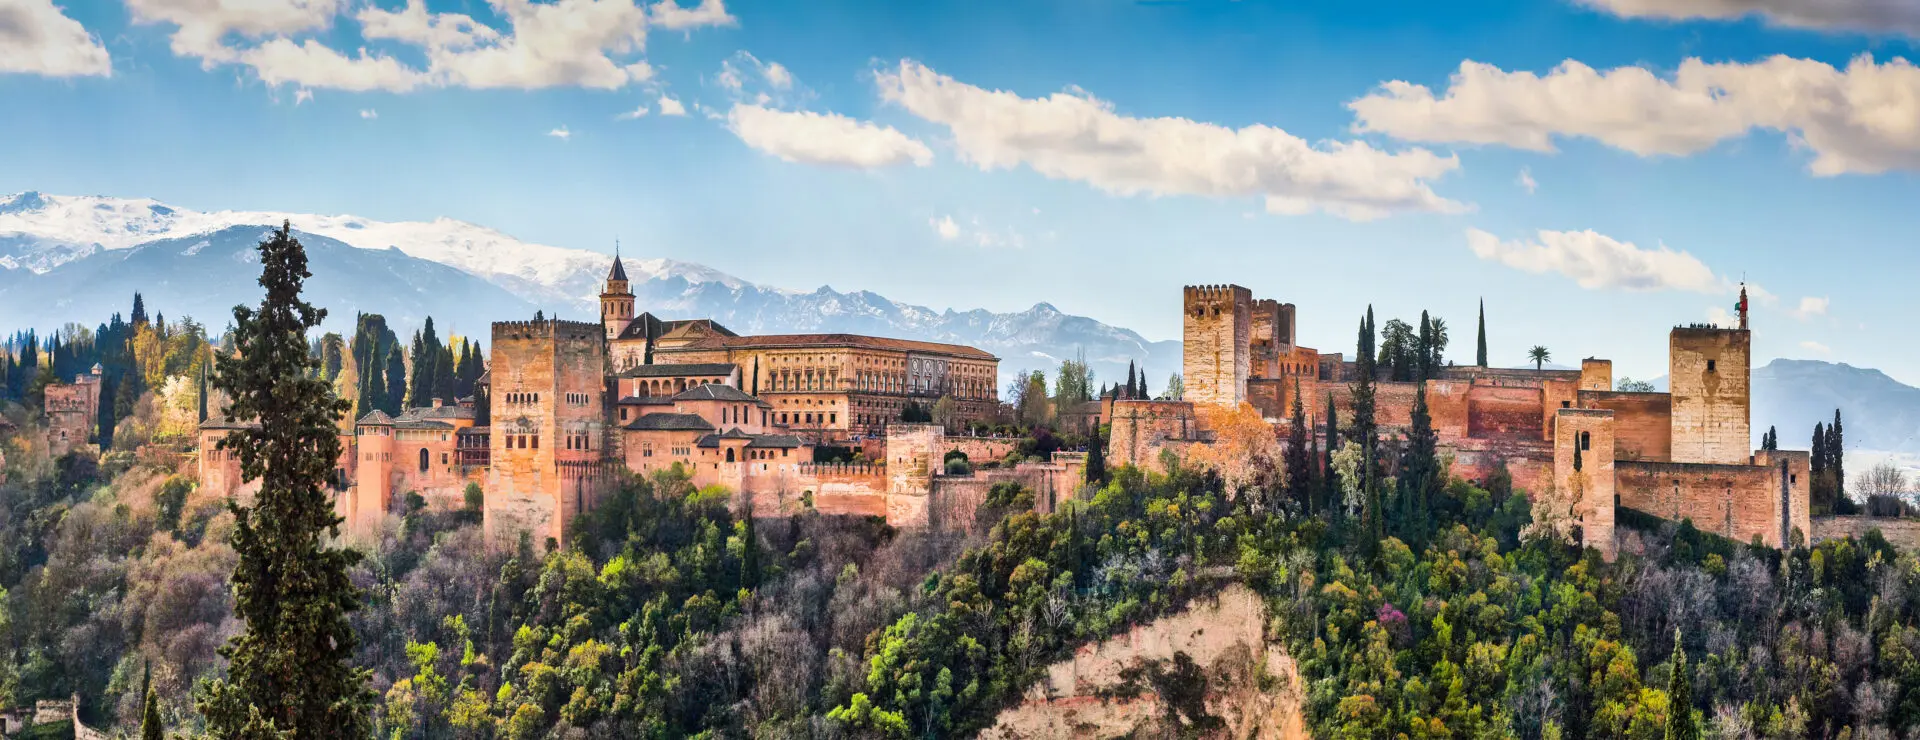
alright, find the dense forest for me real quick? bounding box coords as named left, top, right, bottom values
left=3, top=230, right=1920, bottom=739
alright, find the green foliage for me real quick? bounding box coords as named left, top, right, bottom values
left=195, top=222, right=373, bottom=739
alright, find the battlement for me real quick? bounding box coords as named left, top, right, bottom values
left=1672, top=324, right=1747, bottom=335
left=492, top=319, right=605, bottom=342
left=1183, top=284, right=1251, bottom=312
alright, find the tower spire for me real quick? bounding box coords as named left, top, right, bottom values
left=1737, top=282, right=1749, bottom=330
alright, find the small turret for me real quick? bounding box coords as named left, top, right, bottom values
left=1737, top=283, right=1749, bottom=331
left=600, top=241, right=635, bottom=340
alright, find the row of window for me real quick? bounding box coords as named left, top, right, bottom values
left=505, top=434, right=539, bottom=449
left=565, top=434, right=592, bottom=450
left=565, top=392, right=591, bottom=406
left=505, top=392, right=540, bottom=404
left=779, top=411, right=837, bottom=426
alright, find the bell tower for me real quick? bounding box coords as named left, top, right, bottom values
left=600, top=244, right=634, bottom=341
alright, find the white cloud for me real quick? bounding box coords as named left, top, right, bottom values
left=726, top=103, right=933, bottom=168
left=930, top=215, right=960, bottom=241
left=127, top=0, right=728, bottom=93
left=618, top=103, right=649, bottom=119
left=359, top=108, right=376, bottom=119
left=649, top=0, right=734, bottom=30
left=927, top=214, right=1023, bottom=248
left=1351, top=55, right=1920, bottom=176
left=1465, top=227, right=1724, bottom=293
left=0, top=0, right=113, bottom=77
left=1575, top=0, right=1920, bottom=38
left=293, top=87, right=312, bottom=104
left=547, top=126, right=571, bottom=141
left=657, top=95, right=687, bottom=116
left=876, top=60, right=1464, bottom=220
left=1800, top=340, right=1833, bottom=354
left=1707, top=306, right=1738, bottom=326
left=1517, top=167, right=1538, bottom=194
left=1791, top=295, right=1831, bottom=319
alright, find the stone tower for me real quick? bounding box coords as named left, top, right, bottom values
left=349, top=411, right=395, bottom=537
left=600, top=251, right=635, bottom=341
left=1668, top=324, right=1751, bottom=465
left=485, top=319, right=611, bottom=549
left=1183, top=285, right=1252, bottom=408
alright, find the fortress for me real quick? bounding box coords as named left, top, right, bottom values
left=195, top=257, right=1063, bottom=550
left=1112, top=283, right=1811, bottom=559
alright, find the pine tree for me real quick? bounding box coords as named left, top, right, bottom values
left=320, top=333, right=343, bottom=383
left=1476, top=299, right=1488, bottom=367
left=434, top=339, right=456, bottom=405
left=1084, top=429, right=1107, bottom=485
left=1349, top=311, right=1378, bottom=447
left=1417, top=310, right=1433, bottom=380
left=132, top=292, right=148, bottom=326
left=1665, top=630, right=1698, bottom=740
left=740, top=509, right=761, bottom=590
left=199, top=361, right=211, bottom=422
left=195, top=222, right=373, bottom=738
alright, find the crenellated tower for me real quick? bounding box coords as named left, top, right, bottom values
left=1183, top=284, right=1253, bottom=407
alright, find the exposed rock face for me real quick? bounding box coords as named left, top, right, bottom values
left=985, top=584, right=1305, bottom=740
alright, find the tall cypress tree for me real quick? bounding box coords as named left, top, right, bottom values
left=1665, top=630, right=1698, bottom=740
left=1285, top=378, right=1312, bottom=511
left=1349, top=312, right=1378, bottom=447
left=1397, top=381, right=1440, bottom=549
left=1417, top=311, right=1433, bottom=381
left=407, top=329, right=428, bottom=407
left=195, top=222, right=373, bottom=738
left=132, top=292, right=148, bottom=326
left=384, top=345, right=407, bottom=415
left=1812, top=422, right=1829, bottom=512
left=1830, top=409, right=1846, bottom=502
left=1476, top=299, right=1488, bottom=367
left=1323, top=392, right=1340, bottom=518
left=1084, top=427, right=1107, bottom=485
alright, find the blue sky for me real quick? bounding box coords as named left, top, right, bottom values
left=6, top=0, right=1920, bottom=383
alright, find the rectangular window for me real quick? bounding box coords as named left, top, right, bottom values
left=1707, top=360, right=1717, bottom=372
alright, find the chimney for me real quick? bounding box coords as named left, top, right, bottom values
left=431, top=397, right=444, bottom=408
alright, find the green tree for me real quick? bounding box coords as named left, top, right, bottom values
left=1665, top=631, right=1697, bottom=740
left=1830, top=409, right=1846, bottom=504
left=1085, top=427, right=1108, bottom=485
left=319, top=332, right=343, bottom=382
left=384, top=344, right=406, bottom=415
left=1528, top=345, right=1551, bottom=371
left=1396, top=382, right=1440, bottom=549
left=1476, top=298, right=1488, bottom=367
left=195, top=222, right=374, bottom=739
left=1164, top=373, right=1183, bottom=401
left=1285, top=378, right=1314, bottom=511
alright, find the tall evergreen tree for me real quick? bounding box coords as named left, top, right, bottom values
left=1476, top=299, right=1488, bottom=367
left=1830, top=409, right=1846, bottom=501
left=1349, top=312, right=1378, bottom=447
left=1323, top=392, right=1339, bottom=518
left=407, top=329, right=429, bottom=407
left=320, top=333, right=344, bottom=383
left=1665, top=630, right=1698, bottom=740
left=1285, top=378, right=1313, bottom=511
left=1812, top=422, right=1829, bottom=512
left=434, top=339, right=457, bottom=404
left=1084, top=426, right=1108, bottom=485
left=195, top=222, right=373, bottom=738
left=132, top=291, right=148, bottom=326
left=1417, top=311, right=1434, bottom=380
left=384, top=345, right=407, bottom=415
left=199, top=361, right=211, bottom=422
left=1397, top=381, right=1440, bottom=549
left=141, top=659, right=163, bottom=740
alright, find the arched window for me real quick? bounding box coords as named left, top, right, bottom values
left=419, top=448, right=429, bottom=472
left=726, top=448, right=735, bottom=462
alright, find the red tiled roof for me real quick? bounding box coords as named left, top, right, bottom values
left=676, top=333, right=996, bottom=360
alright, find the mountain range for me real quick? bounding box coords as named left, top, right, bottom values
left=0, top=192, right=1178, bottom=391
left=4, top=192, right=1912, bottom=455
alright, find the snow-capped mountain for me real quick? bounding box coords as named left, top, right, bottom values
left=0, top=191, right=749, bottom=308
left=0, top=192, right=1180, bottom=390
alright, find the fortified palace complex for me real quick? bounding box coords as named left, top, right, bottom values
left=186, top=257, right=1086, bottom=549
left=27, top=257, right=1803, bottom=557
left=1111, top=283, right=1811, bottom=559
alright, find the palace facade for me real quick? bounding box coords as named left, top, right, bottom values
left=198, top=256, right=1013, bottom=549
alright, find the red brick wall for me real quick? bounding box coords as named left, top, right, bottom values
left=1466, top=384, right=1544, bottom=442
left=1617, top=460, right=1783, bottom=546
left=1581, top=392, right=1672, bottom=462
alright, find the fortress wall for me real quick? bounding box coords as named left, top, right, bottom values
left=1465, top=384, right=1542, bottom=442
left=1617, top=460, right=1782, bottom=546
left=1581, top=391, right=1672, bottom=461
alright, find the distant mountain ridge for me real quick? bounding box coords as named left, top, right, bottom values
left=0, top=192, right=1178, bottom=388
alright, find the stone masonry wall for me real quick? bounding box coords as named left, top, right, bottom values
left=1184, top=285, right=1251, bottom=407
left=485, top=320, right=609, bottom=549
left=1108, top=400, right=1198, bottom=471
left=1617, top=460, right=1784, bottom=547
left=1669, top=327, right=1751, bottom=465
left=1554, top=409, right=1617, bottom=560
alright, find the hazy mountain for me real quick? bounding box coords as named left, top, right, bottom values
left=0, top=192, right=1178, bottom=388
left=1751, top=359, right=1920, bottom=454
left=0, top=225, right=536, bottom=338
